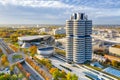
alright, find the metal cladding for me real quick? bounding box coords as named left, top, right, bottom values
left=66, top=13, right=92, bottom=63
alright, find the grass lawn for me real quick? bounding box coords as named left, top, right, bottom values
left=12, top=54, right=23, bottom=60
left=0, top=53, right=3, bottom=57
left=84, top=64, right=102, bottom=71
left=55, top=48, right=66, bottom=57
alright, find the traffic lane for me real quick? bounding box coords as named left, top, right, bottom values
left=49, top=57, right=88, bottom=80
left=21, top=62, right=43, bottom=80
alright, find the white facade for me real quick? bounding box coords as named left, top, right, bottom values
left=66, top=20, right=73, bottom=63
left=53, top=28, right=66, bottom=35
left=37, top=47, right=54, bottom=57
left=39, top=28, right=49, bottom=33
left=0, top=68, right=10, bottom=74
left=66, top=13, right=92, bottom=63
left=109, top=45, right=120, bottom=56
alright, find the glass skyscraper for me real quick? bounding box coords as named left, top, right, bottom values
left=66, top=13, right=92, bottom=63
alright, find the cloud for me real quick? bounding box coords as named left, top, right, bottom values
left=0, top=0, right=73, bottom=8
left=0, top=0, right=120, bottom=24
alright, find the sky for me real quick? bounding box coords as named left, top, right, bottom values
left=0, top=0, right=120, bottom=24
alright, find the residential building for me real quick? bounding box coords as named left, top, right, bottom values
left=66, top=13, right=92, bottom=63
left=53, top=28, right=66, bottom=35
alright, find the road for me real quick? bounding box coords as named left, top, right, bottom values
left=32, top=58, right=52, bottom=79
left=0, top=39, right=14, bottom=55
left=0, top=39, right=15, bottom=65
left=21, top=61, right=43, bottom=80
left=49, top=57, right=89, bottom=80
left=49, top=56, right=117, bottom=80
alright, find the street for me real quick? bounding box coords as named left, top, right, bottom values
left=49, top=56, right=117, bottom=80
left=21, top=61, right=43, bottom=80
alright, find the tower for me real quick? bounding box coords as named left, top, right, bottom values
left=66, top=13, right=92, bottom=63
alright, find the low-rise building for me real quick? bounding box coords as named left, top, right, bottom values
left=18, top=35, right=55, bottom=48
left=0, top=68, right=10, bottom=74
left=53, top=28, right=65, bottom=35
left=39, top=28, right=49, bottom=33
left=92, top=54, right=106, bottom=62
left=104, top=55, right=120, bottom=62
left=55, top=38, right=66, bottom=49
left=90, top=62, right=103, bottom=69
left=109, top=45, right=120, bottom=56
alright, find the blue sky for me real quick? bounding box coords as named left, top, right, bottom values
left=0, top=0, right=120, bottom=24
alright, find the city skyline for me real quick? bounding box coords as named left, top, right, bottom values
left=0, top=0, right=120, bottom=24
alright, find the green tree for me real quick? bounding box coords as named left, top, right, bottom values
left=18, top=73, right=23, bottom=79
left=0, top=48, right=2, bottom=53
left=11, top=74, right=18, bottom=80
left=29, top=46, right=37, bottom=57
left=111, top=60, right=117, bottom=67
left=0, top=75, right=5, bottom=80
left=71, top=74, right=78, bottom=80
left=1, top=54, right=9, bottom=67
left=59, top=70, right=66, bottom=78
left=66, top=73, right=78, bottom=80
left=52, top=69, right=60, bottom=80
left=10, top=33, right=19, bottom=42
left=66, top=73, right=72, bottom=80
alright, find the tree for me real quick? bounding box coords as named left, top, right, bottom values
left=66, top=73, right=78, bottom=80
left=0, top=48, right=3, bottom=58
left=52, top=69, right=60, bottom=80
left=11, top=74, right=18, bottom=80
left=49, top=68, right=58, bottom=74
left=23, top=49, right=28, bottom=54
left=0, top=75, right=5, bottom=80
left=29, top=46, right=37, bottom=57
left=26, top=72, right=30, bottom=78
left=66, top=73, right=72, bottom=80
left=18, top=73, right=23, bottom=79
left=71, top=74, right=78, bottom=80
left=111, top=60, right=117, bottom=67
left=0, top=49, right=2, bottom=53
left=60, top=70, right=66, bottom=78
left=49, top=68, right=60, bottom=80
left=1, top=54, right=9, bottom=67
left=10, top=33, right=19, bottom=42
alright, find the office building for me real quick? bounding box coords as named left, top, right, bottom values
left=66, top=13, right=92, bottom=63
left=53, top=28, right=66, bottom=35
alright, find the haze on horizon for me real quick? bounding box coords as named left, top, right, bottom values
left=0, top=0, right=120, bottom=25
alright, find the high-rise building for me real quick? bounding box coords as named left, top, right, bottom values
left=66, top=13, right=92, bottom=64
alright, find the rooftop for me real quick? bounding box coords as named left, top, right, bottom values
left=38, top=47, right=54, bottom=51
left=103, top=67, right=120, bottom=77
left=18, top=35, right=50, bottom=41
left=111, top=45, right=120, bottom=48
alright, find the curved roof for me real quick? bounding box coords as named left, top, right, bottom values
left=18, top=35, right=51, bottom=41
left=37, top=47, right=54, bottom=56
left=38, top=47, right=54, bottom=51
left=21, top=42, right=31, bottom=48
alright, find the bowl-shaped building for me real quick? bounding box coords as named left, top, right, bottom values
left=37, top=47, right=54, bottom=57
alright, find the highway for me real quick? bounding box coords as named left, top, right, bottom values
left=50, top=56, right=117, bottom=80
left=21, top=61, right=43, bottom=80
left=49, top=57, right=89, bottom=80
left=0, top=39, right=14, bottom=55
